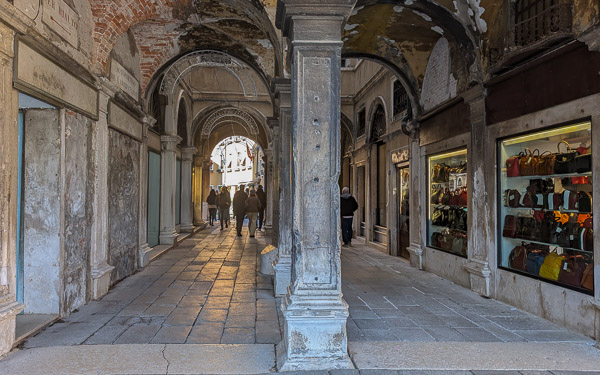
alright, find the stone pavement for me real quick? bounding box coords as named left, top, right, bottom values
left=21, top=225, right=281, bottom=347
left=342, top=244, right=592, bottom=344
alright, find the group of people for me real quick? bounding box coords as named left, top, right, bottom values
left=206, top=184, right=267, bottom=237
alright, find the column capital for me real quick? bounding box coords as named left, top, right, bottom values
left=273, top=78, right=292, bottom=109
left=276, top=0, right=356, bottom=38
left=160, top=135, right=182, bottom=151
left=143, top=116, right=157, bottom=128
left=181, top=147, right=198, bottom=161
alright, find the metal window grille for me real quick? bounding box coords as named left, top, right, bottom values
left=393, top=80, right=408, bottom=117
left=513, top=0, right=571, bottom=47
left=358, top=109, right=366, bottom=137
left=371, top=105, right=386, bottom=141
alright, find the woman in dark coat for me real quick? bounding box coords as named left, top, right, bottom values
left=207, top=189, right=217, bottom=226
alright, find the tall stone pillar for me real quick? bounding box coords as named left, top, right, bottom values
left=180, top=147, right=197, bottom=232
left=273, top=79, right=292, bottom=296
left=138, top=117, right=156, bottom=267
left=270, top=120, right=281, bottom=245
left=159, top=135, right=182, bottom=245
left=406, top=126, right=423, bottom=269
left=276, top=1, right=355, bottom=370
left=462, top=86, right=493, bottom=297
left=264, top=149, right=274, bottom=230
left=90, top=82, right=116, bottom=298
left=193, top=156, right=205, bottom=225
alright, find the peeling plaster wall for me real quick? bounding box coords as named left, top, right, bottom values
left=62, top=111, right=92, bottom=314
left=22, top=109, right=61, bottom=314
left=110, top=29, right=142, bottom=87
left=108, top=130, right=140, bottom=284
left=421, top=38, right=457, bottom=111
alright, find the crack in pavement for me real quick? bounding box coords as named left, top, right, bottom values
left=161, top=344, right=171, bottom=374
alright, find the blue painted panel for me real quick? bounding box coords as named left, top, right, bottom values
left=16, top=111, right=24, bottom=305
left=147, top=151, right=161, bottom=248
left=176, top=158, right=181, bottom=225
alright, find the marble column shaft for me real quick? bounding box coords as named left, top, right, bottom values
left=138, top=117, right=155, bottom=267
left=180, top=147, right=197, bottom=232
left=159, top=134, right=182, bottom=245
left=275, top=1, right=355, bottom=370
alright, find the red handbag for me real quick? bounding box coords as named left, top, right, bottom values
left=503, top=215, right=517, bottom=238
left=509, top=245, right=527, bottom=271
left=506, top=153, right=523, bottom=177
left=458, top=189, right=468, bottom=207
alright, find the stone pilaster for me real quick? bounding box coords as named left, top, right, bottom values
left=90, top=81, right=116, bottom=298
left=193, top=156, right=205, bottom=225
left=273, top=79, right=292, bottom=296
left=0, top=19, right=25, bottom=357
left=462, top=85, right=493, bottom=297
left=159, top=134, right=182, bottom=245
left=264, top=148, right=274, bottom=230
left=180, top=147, right=198, bottom=232
left=138, top=116, right=156, bottom=267
left=270, top=120, right=281, bottom=246
left=275, top=1, right=355, bottom=370
left=406, top=127, right=423, bottom=269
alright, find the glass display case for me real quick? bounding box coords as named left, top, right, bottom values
left=498, top=122, right=593, bottom=294
left=427, top=149, right=468, bottom=257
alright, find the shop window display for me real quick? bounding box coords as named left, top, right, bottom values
left=499, top=122, right=593, bottom=294
left=427, top=149, right=468, bottom=257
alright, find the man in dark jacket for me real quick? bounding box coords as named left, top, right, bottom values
left=233, top=184, right=248, bottom=237
left=340, top=187, right=359, bottom=246
left=218, top=186, right=231, bottom=230
left=256, top=185, right=267, bottom=231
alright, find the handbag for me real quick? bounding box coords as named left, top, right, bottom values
left=575, top=148, right=591, bottom=173
left=582, top=228, right=594, bottom=252
left=578, top=192, right=592, bottom=213
left=554, top=141, right=577, bottom=174
left=563, top=190, right=578, bottom=210
left=539, top=252, right=565, bottom=281
left=526, top=250, right=547, bottom=275
left=503, top=215, right=517, bottom=238
left=433, top=164, right=450, bottom=183
left=509, top=245, right=527, bottom=271
left=558, top=256, right=583, bottom=287
left=535, top=151, right=556, bottom=175
left=506, top=153, right=523, bottom=177
left=519, top=148, right=538, bottom=176
left=581, top=264, right=594, bottom=291
left=504, top=189, right=521, bottom=208
left=458, top=188, right=468, bottom=206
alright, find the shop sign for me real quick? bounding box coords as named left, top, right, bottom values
left=109, top=102, right=142, bottom=141
left=110, top=59, right=140, bottom=100
left=392, top=148, right=409, bottom=164
left=15, top=40, right=98, bottom=119
left=42, top=0, right=79, bottom=48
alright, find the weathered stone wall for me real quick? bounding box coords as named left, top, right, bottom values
left=107, top=130, right=140, bottom=283
left=22, top=109, right=61, bottom=314
left=62, top=111, right=92, bottom=314
left=421, top=38, right=457, bottom=112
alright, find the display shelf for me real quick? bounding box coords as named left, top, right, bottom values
left=503, top=236, right=593, bottom=253
left=431, top=204, right=468, bottom=209
left=430, top=224, right=466, bottom=233
left=503, top=206, right=588, bottom=214
left=502, top=172, right=592, bottom=180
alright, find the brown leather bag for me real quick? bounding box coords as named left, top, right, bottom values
left=519, top=149, right=539, bottom=176
left=581, top=264, right=594, bottom=291
left=509, top=245, right=527, bottom=271
left=535, top=151, right=555, bottom=175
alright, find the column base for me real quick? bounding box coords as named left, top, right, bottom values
left=276, top=294, right=353, bottom=372
left=407, top=242, right=423, bottom=270
left=180, top=223, right=194, bottom=233
left=0, top=295, right=24, bottom=356
left=91, top=262, right=114, bottom=299
left=273, top=253, right=291, bottom=296
left=463, top=259, right=492, bottom=297
left=159, top=230, right=177, bottom=245
left=139, top=242, right=153, bottom=268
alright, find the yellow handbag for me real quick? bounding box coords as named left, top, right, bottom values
left=539, top=252, right=564, bottom=281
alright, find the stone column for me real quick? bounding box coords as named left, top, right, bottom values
left=276, top=1, right=355, bottom=370
left=269, top=120, right=281, bottom=245
left=406, top=126, right=423, bottom=269
left=264, top=149, right=274, bottom=229
left=273, top=78, right=292, bottom=296
left=90, top=82, right=116, bottom=298
left=180, top=147, right=197, bottom=232
left=462, top=86, right=493, bottom=297
left=193, top=156, right=205, bottom=225
left=139, top=117, right=156, bottom=267
left=159, top=135, right=182, bottom=245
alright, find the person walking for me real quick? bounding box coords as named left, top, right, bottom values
left=218, top=186, right=230, bottom=230
left=340, top=187, right=358, bottom=246
left=233, top=184, right=247, bottom=237
left=206, top=188, right=217, bottom=226
left=245, top=189, right=262, bottom=237
left=256, top=185, right=267, bottom=231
